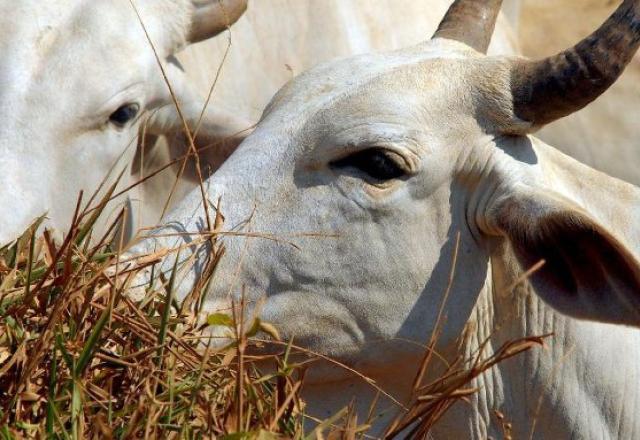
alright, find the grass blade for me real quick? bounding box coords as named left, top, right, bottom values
left=75, top=168, right=125, bottom=246
left=157, top=251, right=180, bottom=363
left=75, top=304, right=111, bottom=376
left=55, top=332, right=74, bottom=372
left=45, top=352, right=58, bottom=436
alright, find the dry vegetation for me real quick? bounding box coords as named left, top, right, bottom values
left=0, top=179, right=548, bottom=439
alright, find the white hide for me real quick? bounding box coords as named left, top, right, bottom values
left=135, top=33, right=640, bottom=440
left=139, top=0, right=640, bottom=238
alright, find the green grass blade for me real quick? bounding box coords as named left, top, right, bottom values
left=74, top=306, right=110, bottom=376
left=157, top=251, right=180, bottom=363
left=71, top=380, right=82, bottom=440
left=55, top=332, right=74, bottom=372
left=0, top=425, right=16, bottom=440
left=46, top=352, right=58, bottom=436
left=75, top=168, right=125, bottom=246
left=48, top=393, right=72, bottom=440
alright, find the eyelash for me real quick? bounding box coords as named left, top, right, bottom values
left=330, top=148, right=407, bottom=182
left=109, top=103, right=140, bottom=128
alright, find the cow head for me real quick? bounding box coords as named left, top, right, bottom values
left=138, top=0, right=640, bottom=375
left=0, top=0, right=247, bottom=244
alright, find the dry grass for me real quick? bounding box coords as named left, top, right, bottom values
left=0, top=183, right=311, bottom=439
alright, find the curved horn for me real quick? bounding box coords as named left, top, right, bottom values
left=511, top=0, right=640, bottom=129
left=188, top=0, right=248, bottom=44
left=432, top=0, right=504, bottom=53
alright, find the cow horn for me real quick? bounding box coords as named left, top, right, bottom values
left=510, top=0, right=640, bottom=129
left=432, top=0, right=504, bottom=53
left=188, top=0, right=248, bottom=44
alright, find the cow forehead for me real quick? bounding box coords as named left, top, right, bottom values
left=258, top=40, right=481, bottom=147
left=0, top=2, right=71, bottom=97
left=0, top=0, right=190, bottom=123
left=0, top=0, right=190, bottom=39
left=0, top=1, right=133, bottom=56
left=0, top=0, right=189, bottom=92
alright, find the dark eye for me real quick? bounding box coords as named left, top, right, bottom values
left=330, top=148, right=407, bottom=181
left=109, top=103, right=140, bottom=127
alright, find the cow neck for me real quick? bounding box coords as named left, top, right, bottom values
left=437, top=136, right=640, bottom=439
left=301, top=365, right=414, bottom=437
left=443, top=247, right=640, bottom=439
left=428, top=135, right=640, bottom=438
left=300, top=260, right=640, bottom=439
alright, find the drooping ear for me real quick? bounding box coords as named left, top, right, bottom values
left=140, top=62, right=252, bottom=178
left=486, top=186, right=640, bottom=326
left=147, top=60, right=253, bottom=143
left=188, top=0, right=248, bottom=44
left=145, top=101, right=251, bottom=145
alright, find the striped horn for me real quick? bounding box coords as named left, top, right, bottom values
left=510, top=0, right=640, bottom=129
left=188, top=0, right=248, bottom=43
left=432, top=0, right=504, bottom=53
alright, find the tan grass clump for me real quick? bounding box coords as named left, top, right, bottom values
left=0, top=189, right=310, bottom=439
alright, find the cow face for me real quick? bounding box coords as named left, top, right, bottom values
left=140, top=41, right=512, bottom=370
left=0, top=0, right=246, bottom=244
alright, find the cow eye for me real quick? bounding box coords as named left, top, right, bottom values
left=330, top=148, right=407, bottom=181
left=109, top=103, right=140, bottom=127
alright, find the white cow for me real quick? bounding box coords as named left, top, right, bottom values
left=135, top=0, right=640, bottom=438
left=0, top=0, right=246, bottom=245
left=138, top=0, right=640, bottom=231
left=4, top=0, right=636, bottom=247
left=135, top=0, right=522, bottom=229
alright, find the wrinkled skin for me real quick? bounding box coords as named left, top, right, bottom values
left=0, top=0, right=243, bottom=245
left=135, top=33, right=640, bottom=439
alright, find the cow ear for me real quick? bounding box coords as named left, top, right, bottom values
left=188, top=0, right=248, bottom=44
left=147, top=61, right=252, bottom=142
left=487, top=186, right=640, bottom=326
